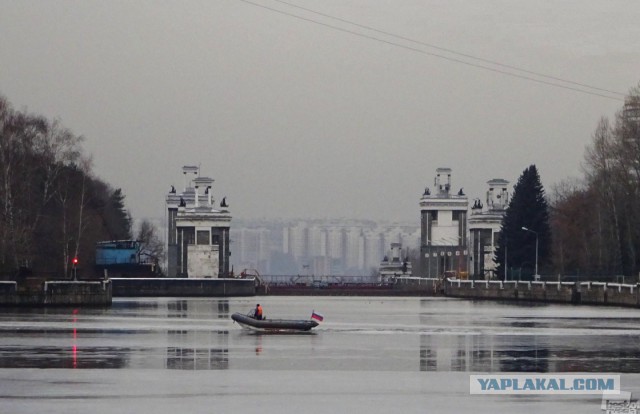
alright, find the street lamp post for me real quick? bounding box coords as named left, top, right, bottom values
left=72, top=257, right=78, bottom=281
left=521, top=227, right=538, bottom=278
left=504, top=238, right=507, bottom=282
left=426, top=239, right=432, bottom=279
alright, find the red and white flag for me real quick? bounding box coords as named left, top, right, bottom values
left=311, top=311, right=324, bottom=322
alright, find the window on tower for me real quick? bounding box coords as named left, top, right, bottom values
left=197, top=230, right=210, bottom=245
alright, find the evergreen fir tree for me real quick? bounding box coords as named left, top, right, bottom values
left=105, top=188, right=132, bottom=240
left=495, top=165, right=551, bottom=280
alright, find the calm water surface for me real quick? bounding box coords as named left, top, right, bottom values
left=1, top=296, right=640, bottom=413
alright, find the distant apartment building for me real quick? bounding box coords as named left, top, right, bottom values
left=401, top=229, right=421, bottom=252
left=326, top=228, right=343, bottom=261
left=307, top=226, right=327, bottom=258
left=283, top=221, right=308, bottom=263
left=231, top=219, right=420, bottom=276
left=229, top=227, right=271, bottom=272
left=343, top=226, right=364, bottom=272
left=363, top=229, right=383, bottom=272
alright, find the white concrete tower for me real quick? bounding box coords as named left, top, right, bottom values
left=379, top=242, right=412, bottom=282
left=166, top=165, right=232, bottom=278
left=419, top=168, right=469, bottom=278
left=468, top=178, right=509, bottom=280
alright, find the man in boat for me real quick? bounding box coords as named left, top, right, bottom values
left=254, top=304, right=263, bottom=320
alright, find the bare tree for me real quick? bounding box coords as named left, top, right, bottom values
left=0, top=97, right=83, bottom=272
left=577, top=86, right=640, bottom=277
left=136, top=219, right=165, bottom=273
left=0, top=95, right=137, bottom=277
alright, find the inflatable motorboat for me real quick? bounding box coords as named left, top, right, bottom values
left=231, top=312, right=319, bottom=333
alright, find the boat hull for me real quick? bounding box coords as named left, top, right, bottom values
left=231, top=312, right=319, bottom=332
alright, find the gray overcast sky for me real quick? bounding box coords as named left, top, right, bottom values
left=1, top=1, right=638, bottom=223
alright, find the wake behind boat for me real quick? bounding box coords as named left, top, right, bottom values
left=232, top=311, right=321, bottom=333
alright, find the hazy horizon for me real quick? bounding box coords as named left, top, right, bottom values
left=1, top=1, right=638, bottom=223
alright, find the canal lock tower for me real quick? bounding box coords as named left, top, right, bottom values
left=419, top=168, right=469, bottom=279
left=468, top=179, right=509, bottom=280
left=166, top=166, right=231, bottom=278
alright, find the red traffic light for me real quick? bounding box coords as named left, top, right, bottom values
left=72, top=257, right=78, bottom=265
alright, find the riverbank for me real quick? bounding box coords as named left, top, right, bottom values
left=8, top=275, right=635, bottom=309
left=261, top=277, right=439, bottom=296
left=111, top=277, right=255, bottom=297
left=0, top=279, right=112, bottom=306
left=263, top=277, right=640, bottom=309
left=444, top=279, right=640, bottom=308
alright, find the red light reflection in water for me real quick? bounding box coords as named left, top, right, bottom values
left=255, top=335, right=262, bottom=355
left=72, top=309, right=78, bottom=368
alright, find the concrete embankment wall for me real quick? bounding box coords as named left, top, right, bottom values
left=393, top=277, right=440, bottom=295
left=112, top=278, right=256, bottom=297
left=263, top=277, right=441, bottom=296
left=0, top=280, right=112, bottom=306
left=445, top=279, right=640, bottom=307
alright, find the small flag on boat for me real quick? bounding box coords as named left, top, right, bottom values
left=311, top=311, right=324, bottom=322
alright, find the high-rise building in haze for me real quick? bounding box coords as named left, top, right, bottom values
left=231, top=219, right=420, bottom=276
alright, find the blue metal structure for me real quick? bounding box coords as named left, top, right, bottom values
left=95, top=240, right=140, bottom=266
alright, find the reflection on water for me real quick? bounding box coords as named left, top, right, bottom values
left=166, top=329, right=229, bottom=370
left=255, top=334, right=263, bottom=355
left=418, top=333, right=640, bottom=373
left=2, top=298, right=640, bottom=373
left=500, top=348, right=550, bottom=372
left=166, top=347, right=228, bottom=370
left=0, top=346, right=130, bottom=369
left=167, top=300, right=189, bottom=318
left=167, top=299, right=230, bottom=320
left=0, top=299, right=232, bottom=370
left=163, top=300, right=230, bottom=370
left=218, top=300, right=229, bottom=319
